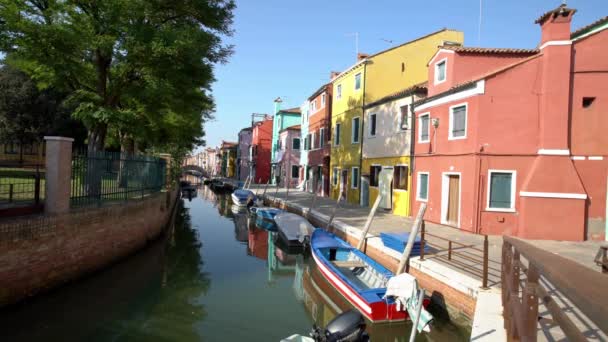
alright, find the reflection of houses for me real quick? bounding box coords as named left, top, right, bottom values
left=250, top=115, right=273, bottom=183
left=305, top=83, right=332, bottom=197
left=233, top=211, right=249, bottom=242
left=271, top=98, right=301, bottom=184
left=236, top=127, right=252, bottom=181
left=220, top=141, right=237, bottom=178
left=362, top=83, right=427, bottom=216
left=0, top=141, right=45, bottom=165
left=330, top=29, right=463, bottom=206
left=411, top=5, right=608, bottom=241
left=276, top=125, right=301, bottom=188
left=247, top=227, right=269, bottom=260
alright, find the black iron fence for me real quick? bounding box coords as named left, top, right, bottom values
left=0, top=164, right=44, bottom=216
left=70, top=150, right=167, bottom=207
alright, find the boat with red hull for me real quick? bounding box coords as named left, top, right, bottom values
left=310, top=229, right=429, bottom=323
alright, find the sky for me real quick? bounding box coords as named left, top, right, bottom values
left=201, top=0, right=608, bottom=151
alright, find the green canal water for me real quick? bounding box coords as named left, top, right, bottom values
left=0, top=186, right=470, bottom=341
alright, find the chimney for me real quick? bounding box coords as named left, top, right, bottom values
left=357, top=53, right=369, bottom=61
left=536, top=4, right=576, bottom=151
left=273, top=97, right=283, bottom=114
left=330, top=71, right=341, bottom=80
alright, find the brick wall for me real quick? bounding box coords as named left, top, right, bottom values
left=0, top=190, right=178, bottom=306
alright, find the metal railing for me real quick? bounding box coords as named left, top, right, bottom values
left=418, top=221, right=493, bottom=288
left=502, top=236, right=608, bottom=341
left=0, top=164, right=44, bottom=216
left=70, top=150, right=166, bottom=208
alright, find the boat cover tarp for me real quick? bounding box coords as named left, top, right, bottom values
left=274, top=213, right=315, bottom=243
left=384, top=273, right=433, bottom=332
left=380, top=232, right=429, bottom=255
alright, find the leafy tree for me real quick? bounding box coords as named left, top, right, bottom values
left=0, top=0, right=235, bottom=153
left=0, top=64, right=86, bottom=156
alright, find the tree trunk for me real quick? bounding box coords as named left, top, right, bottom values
left=85, top=123, right=107, bottom=201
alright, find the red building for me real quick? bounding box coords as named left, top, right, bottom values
left=251, top=115, right=273, bottom=183
left=411, top=6, right=608, bottom=241
left=307, top=83, right=332, bottom=196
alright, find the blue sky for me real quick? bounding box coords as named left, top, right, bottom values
left=202, top=0, right=607, bottom=151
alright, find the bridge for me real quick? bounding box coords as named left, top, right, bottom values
left=181, top=164, right=209, bottom=178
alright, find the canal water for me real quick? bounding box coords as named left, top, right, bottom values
left=0, top=185, right=470, bottom=341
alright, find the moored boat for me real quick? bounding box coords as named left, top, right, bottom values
left=310, top=229, right=430, bottom=323
left=274, top=213, right=315, bottom=249
left=231, top=189, right=255, bottom=206
left=249, top=207, right=283, bottom=221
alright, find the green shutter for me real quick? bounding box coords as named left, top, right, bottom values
left=419, top=174, right=428, bottom=199
left=489, top=173, right=512, bottom=208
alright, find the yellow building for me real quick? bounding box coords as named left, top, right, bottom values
left=331, top=29, right=464, bottom=209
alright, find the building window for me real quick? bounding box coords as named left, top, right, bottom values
left=487, top=170, right=516, bottom=211
left=399, top=105, right=409, bottom=130
left=303, top=136, right=308, bottom=151
left=292, top=138, right=300, bottom=150
left=351, top=117, right=360, bottom=143
left=354, top=73, right=362, bottom=91
left=351, top=167, right=359, bottom=189
left=311, top=132, right=316, bottom=150
left=370, top=165, right=382, bottom=187
left=311, top=100, right=316, bottom=112
left=334, top=123, right=341, bottom=146
left=418, top=113, right=430, bottom=143
left=369, top=113, right=377, bottom=137
left=435, top=59, right=447, bottom=84
left=449, top=104, right=467, bottom=139
left=306, top=133, right=312, bottom=150
left=291, top=165, right=299, bottom=179
left=337, top=84, right=342, bottom=100
left=320, top=128, right=325, bottom=147
left=321, top=93, right=326, bottom=107
left=333, top=167, right=339, bottom=186
left=417, top=172, right=429, bottom=201
left=394, top=165, right=408, bottom=190
left=583, top=97, right=595, bottom=108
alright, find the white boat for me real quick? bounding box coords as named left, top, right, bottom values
left=273, top=212, right=315, bottom=249
left=231, top=189, right=255, bottom=206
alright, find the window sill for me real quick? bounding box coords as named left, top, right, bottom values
left=484, top=208, right=516, bottom=213
left=418, top=140, right=430, bottom=144
left=448, top=135, right=466, bottom=141
left=394, top=189, right=408, bottom=192
left=416, top=198, right=428, bottom=202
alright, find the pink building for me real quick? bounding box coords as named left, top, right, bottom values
left=276, top=125, right=301, bottom=188
left=411, top=6, right=608, bottom=241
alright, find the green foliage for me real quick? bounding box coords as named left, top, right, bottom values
left=0, top=65, right=87, bottom=144
left=0, top=0, right=235, bottom=155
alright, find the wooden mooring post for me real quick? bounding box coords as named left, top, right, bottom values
left=356, top=194, right=382, bottom=251
left=397, top=203, right=426, bottom=275
left=325, top=195, right=343, bottom=230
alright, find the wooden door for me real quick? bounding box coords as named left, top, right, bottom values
left=446, top=175, right=460, bottom=225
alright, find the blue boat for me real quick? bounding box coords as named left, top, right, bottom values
left=231, top=189, right=255, bottom=206
left=249, top=207, right=283, bottom=221
left=255, top=216, right=278, bottom=231
left=379, top=232, right=430, bottom=256
left=310, top=229, right=430, bottom=322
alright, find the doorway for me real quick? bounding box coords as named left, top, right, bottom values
left=340, top=169, right=348, bottom=200
left=441, top=173, right=461, bottom=227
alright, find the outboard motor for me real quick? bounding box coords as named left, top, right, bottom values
left=310, top=310, right=369, bottom=342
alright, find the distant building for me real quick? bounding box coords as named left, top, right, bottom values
left=220, top=141, right=237, bottom=178
left=270, top=98, right=301, bottom=184
left=305, top=82, right=332, bottom=197
left=299, top=100, right=310, bottom=191
left=236, top=127, right=252, bottom=181
left=250, top=115, right=273, bottom=183
left=276, top=125, right=301, bottom=188
left=411, top=5, right=608, bottom=241
left=0, top=141, right=45, bottom=165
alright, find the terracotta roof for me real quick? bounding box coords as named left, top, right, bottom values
left=440, top=45, right=539, bottom=55
left=535, top=4, right=576, bottom=24
left=280, top=124, right=301, bottom=133
left=221, top=141, right=237, bottom=149
left=571, top=16, right=608, bottom=39
left=308, top=83, right=330, bottom=101
left=280, top=107, right=301, bottom=114
left=365, top=82, right=428, bottom=109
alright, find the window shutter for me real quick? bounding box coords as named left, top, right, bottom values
left=452, top=106, right=466, bottom=137
left=420, top=174, right=428, bottom=199
left=490, top=173, right=512, bottom=208
left=421, top=116, right=429, bottom=140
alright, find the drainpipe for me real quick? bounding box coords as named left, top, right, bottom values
left=409, top=95, right=416, bottom=215
left=358, top=61, right=368, bottom=205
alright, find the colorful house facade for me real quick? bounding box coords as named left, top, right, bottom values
left=299, top=100, right=310, bottom=190
left=276, top=125, right=301, bottom=188
left=270, top=99, right=301, bottom=184
left=250, top=115, right=273, bottom=184
left=220, top=141, right=237, bottom=178
left=330, top=29, right=464, bottom=206
left=236, top=127, right=252, bottom=181
left=306, top=83, right=332, bottom=196
left=362, top=83, right=427, bottom=216
left=410, top=6, right=608, bottom=241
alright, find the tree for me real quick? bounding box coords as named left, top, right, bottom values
left=0, top=0, right=234, bottom=153
left=0, top=64, right=86, bottom=159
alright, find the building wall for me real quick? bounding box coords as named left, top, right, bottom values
left=330, top=63, right=365, bottom=204
left=252, top=119, right=273, bottom=184
left=300, top=102, right=309, bottom=171
left=271, top=111, right=301, bottom=164
left=365, top=30, right=463, bottom=104
left=0, top=189, right=177, bottom=306
left=308, top=85, right=332, bottom=196
left=362, top=155, right=412, bottom=216
left=277, top=129, right=301, bottom=188
left=237, top=129, right=252, bottom=181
